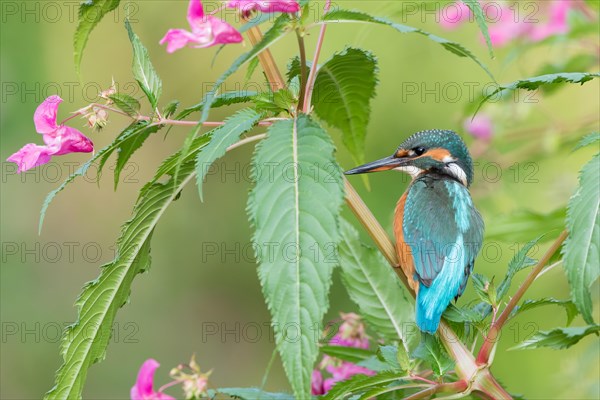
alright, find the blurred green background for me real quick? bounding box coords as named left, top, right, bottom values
left=1, top=1, right=599, bottom=399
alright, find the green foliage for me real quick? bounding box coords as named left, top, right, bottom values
left=176, top=91, right=259, bottom=120
left=496, top=237, right=541, bottom=303
left=573, top=131, right=600, bottom=152
left=485, top=209, right=566, bottom=243
left=247, top=115, right=344, bottom=399
left=461, top=0, right=494, bottom=58
left=477, top=72, right=600, bottom=113
left=108, top=93, right=141, bottom=117
left=44, top=145, right=209, bottom=399
left=74, top=0, right=120, bottom=76
left=377, top=345, right=402, bottom=372
left=338, top=220, right=415, bottom=342
left=195, top=109, right=262, bottom=200
left=412, top=334, right=454, bottom=377
left=321, top=345, right=374, bottom=363
left=200, top=14, right=291, bottom=122
left=321, top=9, right=494, bottom=81
left=510, top=325, right=600, bottom=350
left=311, top=48, right=378, bottom=166
left=563, top=153, right=600, bottom=324
left=512, top=298, right=578, bottom=326
left=322, top=371, right=404, bottom=400
left=162, top=100, right=179, bottom=118
left=125, top=19, right=162, bottom=109
left=215, top=388, right=295, bottom=400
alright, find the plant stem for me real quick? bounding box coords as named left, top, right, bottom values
left=476, top=230, right=568, bottom=365
left=226, top=134, right=266, bottom=152
left=295, top=29, right=308, bottom=111
left=404, top=380, right=468, bottom=400
left=303, top=0, right=331, bottom=113
left=246, top=26, right=286, bottom=91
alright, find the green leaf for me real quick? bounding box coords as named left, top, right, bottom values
left=497, top=237, right=542, bottom=303
left=323, top=371, right=403, bottom=400
left=195, top=109, right=261, bottom=201
left=44, top=144, right=209, bottom=399
left=338, top=220, right=415, bottom=343
left=216, top=388, right=295, bottom=400
left=377, top=345, right=402, bottom=372
left=201, top=13, right=291, bottom=122
left=125, top=19, right=162, bottom=109
left=443, top=304, right=485, bottom=325
left=510, top=325, right=600, bottom=350
left=476, top=72, right=600, bottom=114
left=535, top=55, right=599, bottom=94
left=412, top=334, right=454, bottom=377
left=471, top=273, right=493, bottom=305
left=320, top=9, right=494, bottom=81
left=39, top=122, right=158, bottom=232
left=312, top=48, right=377, bottom=166
left=485, top=208, right=566, bottom=243
left=176, top=91, right=259, bottom=120
left=512, top=298, right=578, bottom=326
left=247, top=115, right=344, bottom=399
left=563, top=153, right=600, bottom=324
left=113, top=123, right=162, bottom=190
left=74, top=0, right=120, bottom=76
left=108, top=93, right=141, bottom=117
left=321, top=345, right=374, bottom=363
left=461, top=0, right=494, bottom=58
left=162, top=100, right=180, bottom=119
left=573, top=132, right=600, bottom=152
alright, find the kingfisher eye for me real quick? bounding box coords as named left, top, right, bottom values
left=413, top=147, right=426, bottom=156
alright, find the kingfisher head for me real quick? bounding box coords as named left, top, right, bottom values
left=345, top=129, right=474, bottom=187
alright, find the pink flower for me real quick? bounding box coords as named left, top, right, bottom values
left=311, top=369, right=325, bottom=395
left=464, top=113, right=493, bottom=140
left=438, top=1, right=471, bottom=29
left=528, top=0, right=571, bottom=41
left=7, top=95, right=93, bottom=173
left=329, top=312, right=369, bottom=349
left=227, top=0, right=300, bottom=15
left=160, top=0, right=242, bottom=53
left=131, top=359, right=175, bottom=400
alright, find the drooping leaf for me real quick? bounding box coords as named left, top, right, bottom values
left=108, top=93, right=141, bottom=117
left=512, top=298, right=578, bottom=325
left=44, top=144, right=210, bottom=399
left=113, top=123, right=162, bottom=190
left=125, top=19, right=162, bottom=109
left=412, top=334, right=454, bottom=377
left=497, top=237, right=542, bottom=303
left=510, top=325, right=600, bottom=350
left=176, top=91, right=259, bottom=120
left=485, top=208, right=566, bottom=243
left=476, top=72, right=600, bottom=114
left=74, top=0, right=120, bottom=75
left=215, top=388, right=295, bottom=400
left=247, top=115, right=344, bottom=399
left=320, top=9, right=494, bottom=81
left=338, top=220, right=415, bottom=343
left=201, top=13, right=291, bottom=122
left=461, top=0, right=494, bottom=58
left=321, top=345, right=374, bottom=364
left=562, top=153, right=600, bottom=324
left=39, top=122, right=160, bottom=232
left=311, top=48, right=377, bottom=166
left=323, top=371, right=404, bottom=400
left=573, top=132, right=600, bottom=152
left=195, top=108, right=262, bottom=201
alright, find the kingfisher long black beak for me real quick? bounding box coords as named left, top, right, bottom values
left=344, top=155, right=409, bottom=175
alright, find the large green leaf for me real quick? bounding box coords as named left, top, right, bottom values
left=200, top=13, right=291, bottom=122
left=510, top=325, right=600, bottom=350
left=338, top=220, right=415, bottom=342
left=323, top=371, right=404, bottom=400
left=125, top=19, right=162, bottom=109
left=573, top=132, right=600, bottom=152
left=320, top=9, right=494, bottom=81
left=311, top=48, right=377, bottom=166
left=563, top=153, right=600, bottom=324
left=320, top=345, right=373, bottom=364
left=195, top=109, right=262, bottom=200
left=108, top=93, right=141, bottom=117
left=74, top=0, right=120, bottom=75
left=247, top=115, right=344, bottom=399
left=412, top=334, right=454, bottom=377
left=512, top=298, right=578, bottom=325
left=44, top=145, right=211, bottom=399
left=477, top=72, right=600, bottom=113
left=461, top=0, right=494, bottom=58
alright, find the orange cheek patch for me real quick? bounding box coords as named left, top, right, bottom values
left=423, top=148, right=451, bottom=161
left=395, top=149, right=409, bottom=158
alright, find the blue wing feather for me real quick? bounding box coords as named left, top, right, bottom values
left=404, top=175, right=484, bottom=333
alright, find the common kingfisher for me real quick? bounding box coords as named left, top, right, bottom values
left=345, top=130, right=484, bottom=333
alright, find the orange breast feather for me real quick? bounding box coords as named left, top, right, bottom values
left=394, top=192, right=419, bottom=293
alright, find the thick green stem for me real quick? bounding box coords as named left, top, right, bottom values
left=295, top=29, right=308, bottom=111
left=476, top=230, right=568, bottom=365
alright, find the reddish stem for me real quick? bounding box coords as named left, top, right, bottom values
left=303, top=0, right=331, bottom=113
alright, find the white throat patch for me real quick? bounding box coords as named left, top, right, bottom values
left=394, top=165, right=423, bottom=179
left=444, top=162, right=468, bottom=186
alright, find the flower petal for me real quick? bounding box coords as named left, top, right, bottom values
left=34, top=95, right=62, bottom=134
left=131, top=359, right=161, bottom=399
left=311, top=370, right=324, bottom=395
left=227, top=0, right=300, bottom=14
left=6, top=143, right=53, bottom=173
left=204, top=16, right=243, bottom=47
left=187, top=0, right=206, bottom=28
left=160, top=29, right=201, bottom=53
left=45, top=126, right=94, bottom=155
left=438, top=1, right=471, bottom=29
